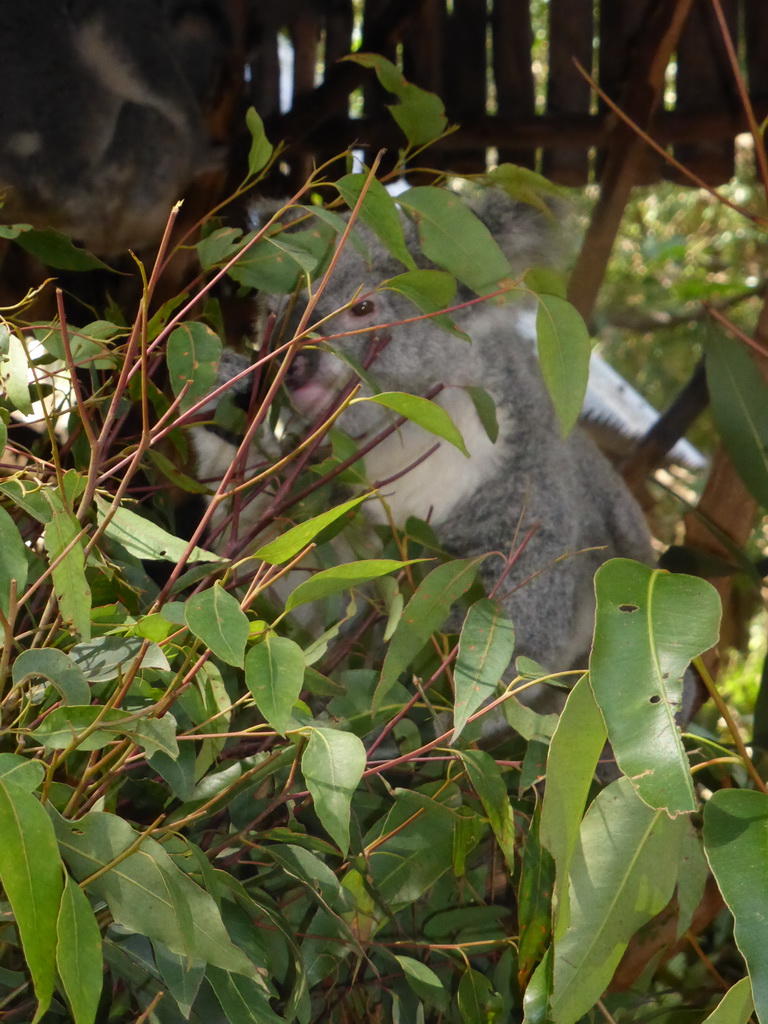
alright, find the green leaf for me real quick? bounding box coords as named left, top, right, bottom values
left=301, top=728, right=366, bottom=856
left=0, top=505, right=28, bottom=616
left=153, top=942, right=205, bottom=1017
left=51, top=809, right=256, bottom=976
left=0, top=323, right=32, bottom=414
left=12, top=649, right=91, bottom=705
left=706, top=330, right=768, bottom=506
left=483, top=162, right=565, bottom=217
left=0, top=779, right=63, bottom=1022
left=253, top=495, right=366, bottom=565
left=465, top=386, right=499, bottom=443
left=167, top=322, right=222, bottom=413
left=344, top=53, right=449, bottom=147
left=207, top=966, right=282, bottom=1024
left=701, top=978, right=753, bottom=1024
left=95, top=495, right=223, bottom=563
left=44, top=506, right=91, bottom=640
left=12, top=226, right=109, bottom=270
left=228, top=235, right=319, bottom=294
left=398, top=187, right=513, bottom=294
left=0, top=754, right=45, bottom=792
left=356, top=391, right=469, bottom=456
left=185, top=584, right=249, bottom=668
left=703, top=790, right=768, bottom=1024
left=286, top=559, right=416, bottom=613
left=536, top=294, right=591, bottom=437
left=37, top=319, right=118, bottom=370
left=32, top=706, right=178, bottom=759
left=245, top=106, right=274, bottom=176
left=56, top=874, right=103, bottom=1024
left=70, top=636, right=170, bottom=682
left=540, top=675, right=606, bottom=928
left=0, top=479, right=55, bottom=523
left=459, top=750, right=516, bottom=872
left=375, top=558, right=482, bottom=710
left=452, top=599, right=516, bottom=741
left=366, top=790, right=455, bottom=908
left=245, top=635, right=305, bottom=735
left=458, top=967, right=496, bottom=1024
left=518, top=806, right=555, bottom=984
left=591, top=559, right=721, bottom=815
left=550, top=777, right=686, bottom=1024
left=336, top=173, right=416, bottom=269
left=382, top=268, right=466, bottom=338
left=394, top=955, right=446, bottom=1008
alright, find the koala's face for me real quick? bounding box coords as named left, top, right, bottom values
left=284, top=228, right=472, bottom=438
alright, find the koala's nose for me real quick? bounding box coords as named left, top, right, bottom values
left=285, top=347, right=319, bottom=390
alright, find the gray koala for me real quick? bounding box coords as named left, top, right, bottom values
left=194, top=188, right=653, bottom=679
left=0, top=0, right=218, bottom=254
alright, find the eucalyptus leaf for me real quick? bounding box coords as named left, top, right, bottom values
left=591, top=559, right=721, bottom=814
left=254, top=495, right=366, bottom=565
left=0, top=779, right=63, bottom=1021
left=550, top=777, right=686, bottom=1024
left=51, top=809, right=256, bottom=977
left=375, top=557, right=482, bottom=711
left=536, top=293, right=590, bottom=437
left=704, top=790, right=768, bottom=1024
left=95, top=495, right=223, bottom=563
left=44, top=506, right=91, bottom=639
left=167, top=322, right=222, bottom=413
left=286, top=559, right=416, bottom=613
left=336, top=173, right=416, bottom=270
left=12, top=648, right=90, bottom=705
left=398, top=187, right=513, bottom=294
left=56, top=875, right=103, bottom=1024
left=185, top=584, right=249, bottom=668
left=0, top=505, right=29, bottom=616
left=245, top=106, right=274, bottom=176
left=245, top=635, right=305, bottom=735
left=301, top=728, right=366, bottom=856
left=357, top=391, right=468, bottom=456
left=452, top=599, right=515, bottom=741
left=343, top=53, right=449, bottom=147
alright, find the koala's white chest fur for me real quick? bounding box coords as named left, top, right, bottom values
left=362, top=389, right=507, bottom=527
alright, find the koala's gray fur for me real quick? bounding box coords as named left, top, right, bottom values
left=0, top=0, right=218, bottom=253
left=278, top=190, right=653, bottom=672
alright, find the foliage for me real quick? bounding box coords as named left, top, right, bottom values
left=0, top=56, right=767, bottom=1024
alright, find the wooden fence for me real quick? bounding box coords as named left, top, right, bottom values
left=243, top=0, right=768, bottom=187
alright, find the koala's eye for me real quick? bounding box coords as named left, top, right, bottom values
left=350, top=299, right=375, bottom=317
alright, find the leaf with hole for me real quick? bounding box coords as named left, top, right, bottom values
left=591, top=559, right=720, bottom=815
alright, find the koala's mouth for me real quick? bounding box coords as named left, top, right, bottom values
left=285, top=346, right=333, bottom=418
left=286, top=333, right=391, bottom=418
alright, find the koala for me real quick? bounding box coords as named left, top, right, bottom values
left=0, top=0, right=215, bottom=254
left=193, top=189, right=654, bottom=680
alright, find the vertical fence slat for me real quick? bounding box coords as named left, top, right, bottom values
left=543, top=0, right=593, bottom=184
left=442, top=0, right=488, bottom=172
left=492, top=0, right=535, bottom=168
left=672, top=0, right=739, bottom=184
